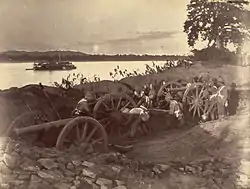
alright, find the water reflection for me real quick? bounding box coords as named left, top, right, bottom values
left=0, top=61, right=166, bottom=89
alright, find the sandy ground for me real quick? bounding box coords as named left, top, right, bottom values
left=125, top=104, right=250, bottom=188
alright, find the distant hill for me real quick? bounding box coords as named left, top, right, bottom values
left=0, top=50, right=188, bottom=62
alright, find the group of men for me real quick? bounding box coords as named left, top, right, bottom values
left=73, top=74, right=239, bottom=138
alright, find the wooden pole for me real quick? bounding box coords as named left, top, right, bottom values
left=39, top=83, right=61, bottom=119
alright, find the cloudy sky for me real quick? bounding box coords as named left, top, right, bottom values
left=0, top=0, right=190, bottom=55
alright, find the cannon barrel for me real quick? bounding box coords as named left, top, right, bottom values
left=13, top=118, right=73, bottom=136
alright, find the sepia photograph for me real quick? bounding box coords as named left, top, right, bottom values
left=0, top=0, right=250, bottom=188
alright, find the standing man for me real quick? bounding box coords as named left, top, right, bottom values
left=216, top=77, right=228, bottom=119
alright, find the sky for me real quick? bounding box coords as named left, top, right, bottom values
left=0, top=0, right=191, bottom=55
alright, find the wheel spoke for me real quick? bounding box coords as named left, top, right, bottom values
left=123, top=101, right=131, bottom=109
left=189, top=103, right=195, bottom=111
left=76, top=124, right=81, bottom=141
left=199, top=87, right=205, bottom=98
left=90, top=137, right=104, bottom=146
left=81, top=122, right=88, bottom=141
left=197, top=106, right=201, bottom=117
left=116, top=97, right=122, bottom=109
left=193, top=105, right=197, bottom=118
left=85, top=127, right=98, bottom=143
left=110, top=96, right=115, bottom=109
left=196, top=87, right=199, bottom=97
left=102, top=102, right=110, bottom=110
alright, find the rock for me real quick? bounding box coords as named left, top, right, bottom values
left=30, top=175, right=43, bottom=183
left=67, top=162, right=75, bottom=170
left=115, top=180, right=125, bottom=186
left=18, top=174, right=30, bottom=180
left=72, top=159, right=82, bottom=167
left=54, top=183, right=72, bottom=189
left=37, top=170, right=61, bottom=180
left=113, top=186, right=127, bottom=189
left=82, top=161, right=95, bottom=168
left=84, top=177, right=95, bottom=185
left=64, top=169, right=76, bottom=177
left=0, top=161, right=12, bottom=174
left=157, top=164, right=170, bottom=172
left=73, top=180, right=81, bottom=187
left=82, top=168, right=97, bottom=179
left=28, top=182, right=56, bottom=189
left=76, top=180, right=93, bottom=189
left=100, top=186, right=108, bottom=189
left=202, top=169, right=214, bottom=177
left=96, top=178, right=113, bottom=187
left=152, top=166, right=162, bottom=174
left=185, top=165, right=196, bottom=174
left=38, top=158, right=58, bottom=170
left=111, top=165, right=123, bottom=174
left=3, top=153, right=17, bottom=168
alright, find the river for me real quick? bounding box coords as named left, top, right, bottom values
left=0, top=61, right=166, bottom=90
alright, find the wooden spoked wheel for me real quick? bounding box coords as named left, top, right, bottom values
left=56, top=116, right=108, bottom=153
left=157, top=81, right=184, bottom=102
left=93, top=93, right=137, bottom=139
left=5, top=110, right=50, bottom=137
left=182, top=82, right=205, bottom=118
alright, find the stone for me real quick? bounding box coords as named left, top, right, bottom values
left=77, top=180, right=93, bottom=189
left=3, top=153, right=17, bottom=168
left=0, top=161, right=12, bottom=174
left=96, top=178, right=113, bottom=187
left=37, top=170, right=61, bottom=180
left=67, top=162, right=75, bottom=170
left=38, top=158, right=58, bottom=170
left=115, top=180, right=125, bottom=186
left=82, top=161, right=95, bottom=168
left=157, top=164, right=170, bottom=172
left=72, top=159, right=82, bottom=167
left=12, top=180, right=25, bottom=186
left=54, top=183, right=72, bottom=189
left=64, top=169, right=76, bottom=177
left=185, top=165, right=196, bottom=174
left=152, top=166, right=162, bottom=174
left=202, top=169, right=214, bottom=177
left=28, top=182, right=56, bottom=189
left=111, top=165, right=123, bottom=174
left=73, top=180, right=81, bottom=186
left=84, top=177, right=95, bottom=185
left=82, top=168, right=97, bottom=179
left=100, top=186, right=108, bottom=189
left=113, top=186, right=127, bottom=189
left=30, top=175, right=43, bottom=183
left=18, top=174, right=30, bottom=180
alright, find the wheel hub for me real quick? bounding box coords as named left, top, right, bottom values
left=110, top=111, right=124, bottom=123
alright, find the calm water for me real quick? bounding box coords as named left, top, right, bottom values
left=0, top=61, right=166, bottom=90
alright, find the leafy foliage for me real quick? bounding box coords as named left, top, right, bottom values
left=109, top=60, right=191, bottom=80
left=184, top=0, right=250, bottom=50
left=53, top=73, right=100, bottom=90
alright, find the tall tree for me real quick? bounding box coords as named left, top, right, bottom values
left=184, top=0, right=250, bottom=50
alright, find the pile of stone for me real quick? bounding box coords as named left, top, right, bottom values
left=0, top=137, right=171, bottom=189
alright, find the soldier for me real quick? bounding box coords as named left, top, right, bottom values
left=228, top=83, right=239, bottom=116
left=72, top=91, right=96, bottom=116
left=216, top=77, right=228, bottom=119
left=121, top=106, right=150, bottom=137
left=148, top=83, right=156, bottom=107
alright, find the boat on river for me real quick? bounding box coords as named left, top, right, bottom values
left=28, top=61, right=77, bottom=71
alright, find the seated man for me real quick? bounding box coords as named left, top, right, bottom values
left=72, top=91, right=96, bottom=116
